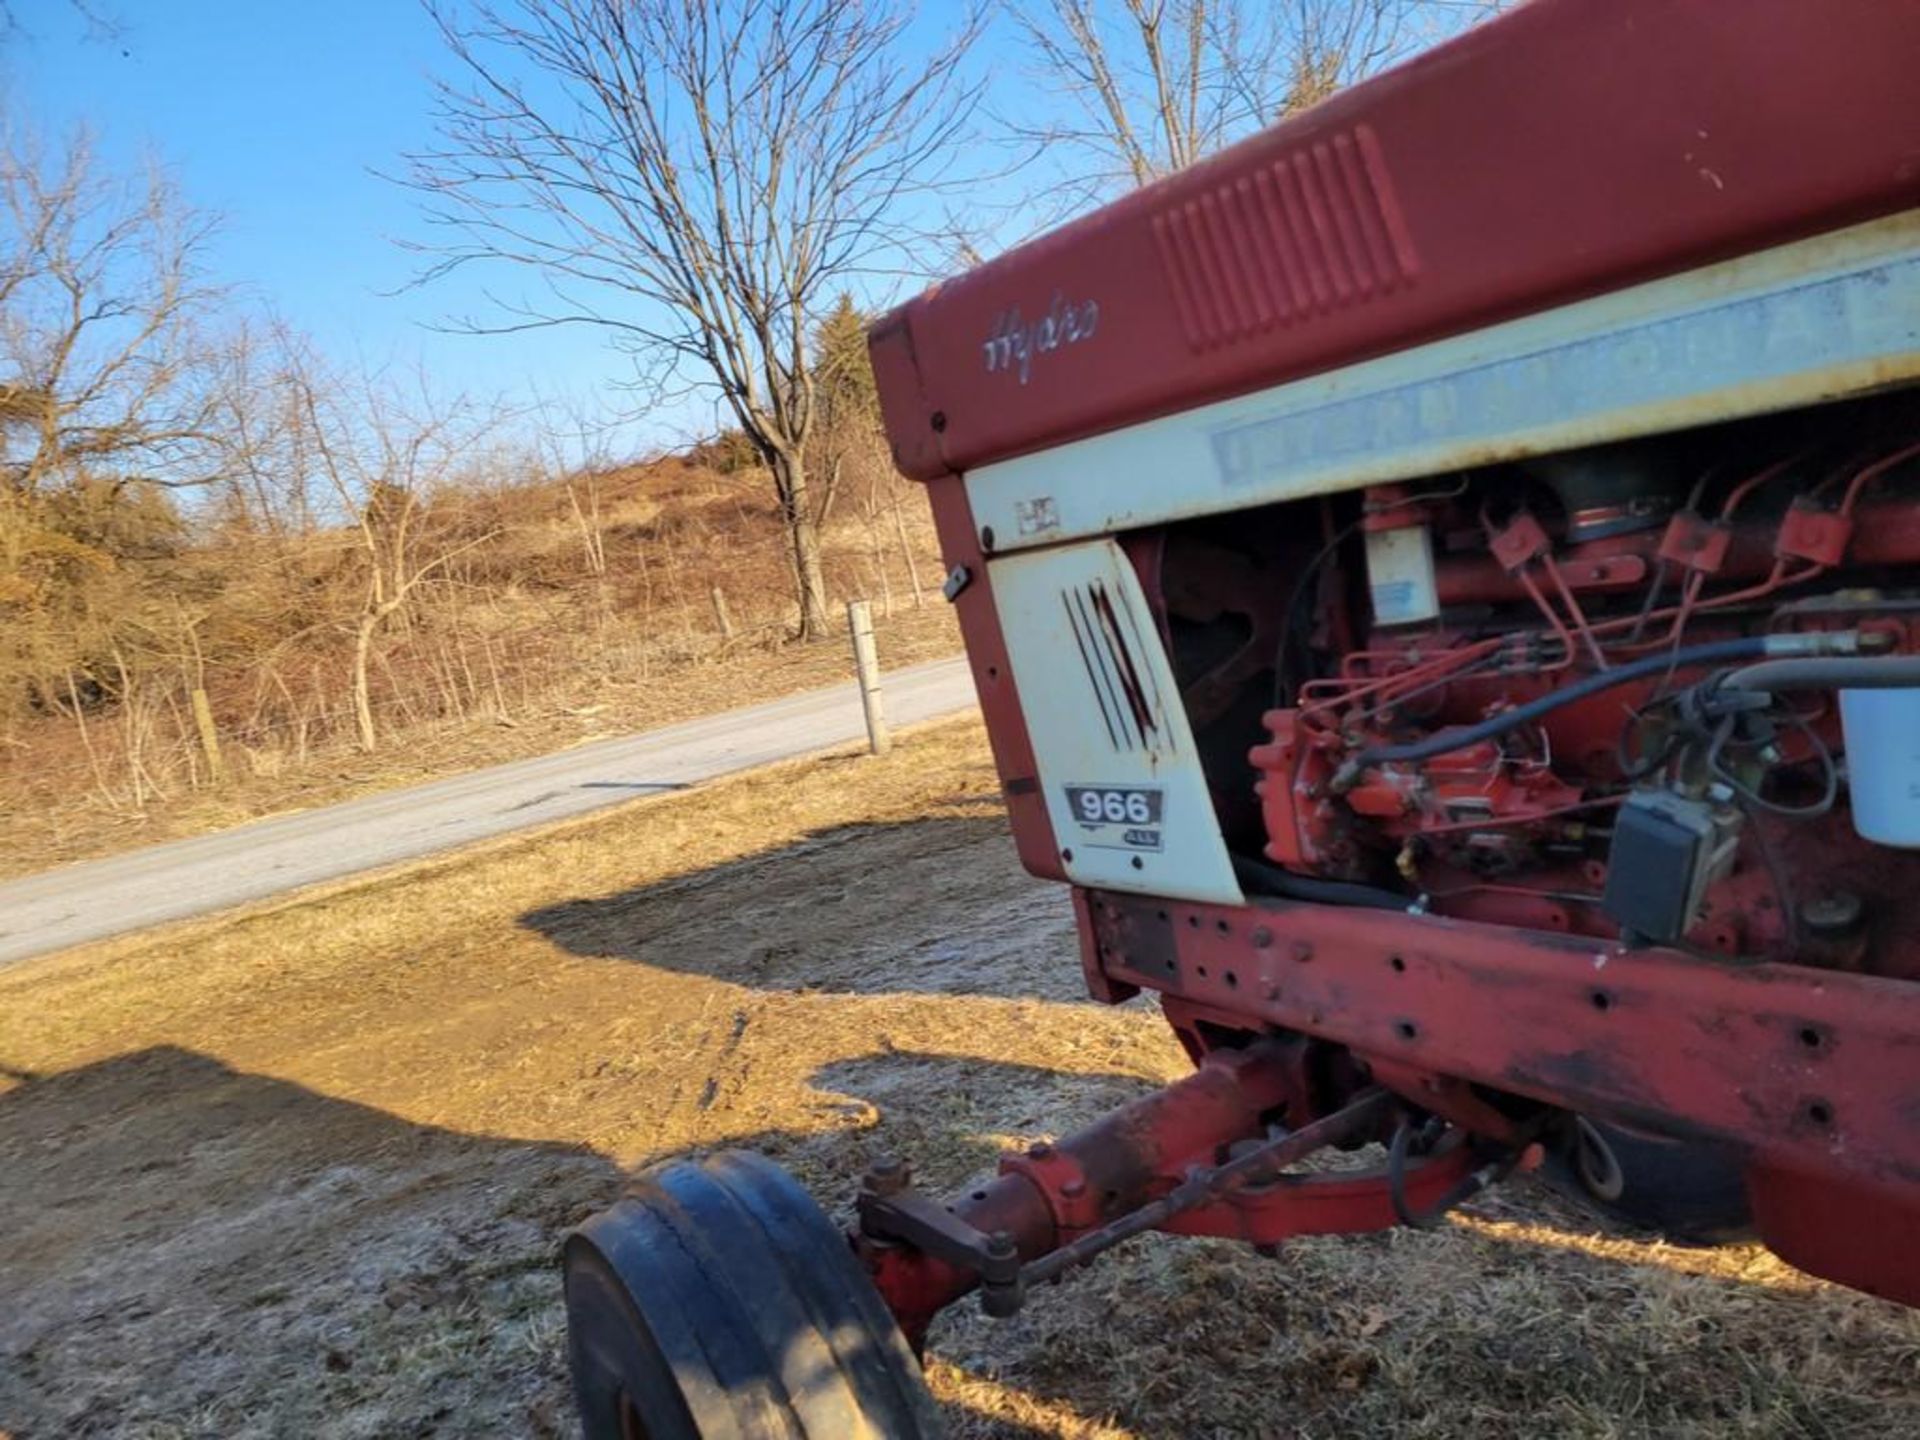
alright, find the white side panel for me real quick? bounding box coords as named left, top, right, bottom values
left=970, top=210, right=1920, bottom=552
left=990, top=539, right=1243, bottom=905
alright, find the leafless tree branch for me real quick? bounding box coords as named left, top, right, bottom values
left=1003, top=0, right=1498, bottom=200
left=401, top=0, right=982, bottom=636
left=1, top=121, right=231, bottom=502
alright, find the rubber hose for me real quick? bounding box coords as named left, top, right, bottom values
left=1344, top=636, right=1773, bottom=776
left=1231, top=854, right=1414, bottom=912
left=1718, top=655, right=1920, bottom=693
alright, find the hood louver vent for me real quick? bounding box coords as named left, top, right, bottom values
left=1152, top=123, right=1420, bottom=353
left=1062, top=578, right=1172, bottom=754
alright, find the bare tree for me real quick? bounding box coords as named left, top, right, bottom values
left=405, top=0, right=979, bottom=639
left=811, top=291, right=923, bottom=609
left=206, top=318, right=327, bottom=540
left=0, top=122, right=226, bottom=501
left=292, top=358, right=500, bottom=752
left=1006, top=1, right=1468, bottom=196
left=530, top=390, right=617, bottom=580
left=0, top=119, right=236, bottom=792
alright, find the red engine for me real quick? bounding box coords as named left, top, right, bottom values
left=1150, top=402, right=1920, bottom=977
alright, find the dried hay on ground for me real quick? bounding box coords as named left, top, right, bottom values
left=2, top=718, right=1915, bottom=1438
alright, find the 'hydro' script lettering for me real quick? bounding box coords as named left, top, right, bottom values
left=982, top=293, right=1100, bottom=384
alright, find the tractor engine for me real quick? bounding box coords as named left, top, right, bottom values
left=1167, top=412, right=1920, bottom=972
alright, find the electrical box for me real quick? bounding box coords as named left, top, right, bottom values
left=1602, top=792, right=1743, bottom=944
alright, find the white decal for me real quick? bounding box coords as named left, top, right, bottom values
left=983, top=293, right=1100, bottom=384
left=1015, top=496, right=1061, bottom=536
left=1065, top=784, right=1165, bottom=852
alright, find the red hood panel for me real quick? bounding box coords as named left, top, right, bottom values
left=872, top=0, right=1920, bottom=481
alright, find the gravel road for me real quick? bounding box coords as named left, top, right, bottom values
left=0, top=656, right=975, bottom=966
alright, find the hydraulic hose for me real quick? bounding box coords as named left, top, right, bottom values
left=1230, top=855, right=1414, bottom=912
left=1334, top=636, right=1806, bottom=787
left=1717, top=655, right=1920, bottom=694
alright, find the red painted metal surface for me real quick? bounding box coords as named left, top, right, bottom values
left=1083, top=888, right=1920, bottom=1304
left=871, top=0, right=1920, bottom=483
left=909, top=435, right=1920, bottom=1307
left=869, top=0, right=1920, bottom=1326
left=920, top=473, right=1064, bottom=882
left=860, top=1040, right=1477, bottom=1344
left=1421, top=496, right=1920, bottom=608
left=1747, top=1163, right=1920, bottom=1307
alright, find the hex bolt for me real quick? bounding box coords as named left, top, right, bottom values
left=1059, top=1178, right=1086, bottom=1199
left=981, top=1230, right=1026, bottom=1318
left=863, top=1156, right=911, bottom=1197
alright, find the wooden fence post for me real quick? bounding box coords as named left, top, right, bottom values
left=710, top=585, right=735, bottom=640
left=847, top=599, right=890, bottom=756
left=191, top=686, right=226, bottom=784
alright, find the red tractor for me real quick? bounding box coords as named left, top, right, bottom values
left=562, top=3, right=1920, bottom=1433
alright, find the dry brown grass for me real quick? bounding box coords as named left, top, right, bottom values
left=0, top=598, right=959, bottom=879
left=2, top=448, right=954, bottom=880
left=2, top=717, right=1916, bottom=1438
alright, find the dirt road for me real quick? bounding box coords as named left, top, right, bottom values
left=2, top=718, right=1915, bottom=1439
left=0, top=656, right=974, bottom=967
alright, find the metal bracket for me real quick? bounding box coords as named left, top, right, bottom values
left=861, top=1091, right=1398, bottom=1321
left=1020, top=1088, right=1392, bottom=1288
left=858, top=1163, right=1024, bottom=1316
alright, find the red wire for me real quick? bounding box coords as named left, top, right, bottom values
left=1294, top=442, right=1910, bottom=729
left=1297, top=638, right=1505, bottom=721
left=1840, top=439, right=1920, bottom=516
left=1538, top=551, right=1607, bottom=669
left=1511, top=566, right=1581, bottom=672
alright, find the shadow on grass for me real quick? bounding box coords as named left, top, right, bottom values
left=0, top=1045, right=1105, bottom=1440
left=519, top=812, right=1083, bottom=1001
left=4, top=1044, right=1892, bottom=1440
left=0, top=1046, right=611, bottom=1439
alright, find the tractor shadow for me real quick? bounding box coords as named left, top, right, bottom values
left=0, top=1044, right=1124, bottom=1440
left=520, top=811, right=1088, bottom=1002
left=0, top=1045, right=612, bottom=1439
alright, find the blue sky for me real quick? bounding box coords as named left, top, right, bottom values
left=5, top=0, right=732, bottom=453
left=4, top=3, right=1473, bottom=458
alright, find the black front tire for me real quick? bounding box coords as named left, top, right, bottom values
left=564, top=1150, right=942, bottom=1440
left=1550, top=1116, right=1753, bottom=1244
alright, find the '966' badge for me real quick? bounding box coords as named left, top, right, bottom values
left=1063, top=785, right=1164, bottom=852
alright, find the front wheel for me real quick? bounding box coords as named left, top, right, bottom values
left=1551, top=1116, right=1753, bottom=1244
left=563, top=1150, right=943, bottom=1439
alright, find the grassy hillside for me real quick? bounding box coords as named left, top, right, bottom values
left=1, top=448, right=954, bottom=875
